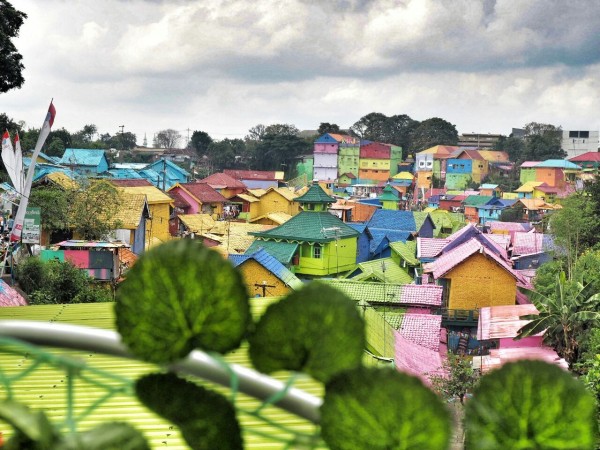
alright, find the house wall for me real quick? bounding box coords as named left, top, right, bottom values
left=360, top=158, right=391, bottom=171
left=417, top=219, right=435, bottom=238
left=338, top=146, right=360, bottom=177
left=520, top=168, right=537, bottom=184
left=98, top=157, right=109, bottom=174
left=382, top=199, right=398, bottom=210
left=463, top=206, right=479, bottom=224
left=470, top=159, right=488, bottom=183
left=237, top=259, right=290, bottom=297
left=535, top=168, right=563, bottom=188
left=356, top=231, right=370, bottom=263
left=416, top=171, right=432, bottom=189
left=444, top=253, right=517, bottom=310
left=132, top=217, right=146, bottom=254
left=358, top=168, right=390, bottom=182
left=499, top=335, right=543, bottom=349
left=258, top=191, right=299, bottom=216
left=445, top=173, right=471, bottom=190
left=295, top=237, right=357, bottom=276
left=172, top=187, right=200, bottom=214
left=148, top=203, right=172, bottom=242
left=415, top=153, right=434, bottom=172
left=447, top=159, right=472, bottom=174
left=389, top=145, right=403, bottom=177
left=314, top=142, right=338, bottom=154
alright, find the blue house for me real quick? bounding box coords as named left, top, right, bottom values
left=477, top=198, right=517, bottom=225
left=347, top=223, right=372, bottom=263
left=59, top=149, right=109, bottom=176
left=446, top=158, right=473, bottom=189
left=142, top=159, right=190, bottom=190
left=367, top=210, right=435, bottom=239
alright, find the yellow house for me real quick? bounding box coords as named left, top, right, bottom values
left=120, top=186, right=174, bottom=243
left=424, top=236, right=519, bottom=310
left=254, top=187, right=300, bottom=218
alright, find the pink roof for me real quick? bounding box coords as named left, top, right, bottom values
left=445, top=223, right=509, bottom=260
left=198, top=172, right=246, bottom=189
left=569, top=152, right=600, bottom=162
left=512, top=232, right=546, bottom=256
left=399, top=313, right=442, bottom=351
left=394, top=331, right=444, bottom=382
left=534, top=183, right=559, bottom=194
left=417, top=237, right=450, bottom=259
left=400, top=285, right=443, bottom=306
left=520, top=161, right=542, bottom=168
left=180, top=182, right=229, bottom=203
left=424, top=237, right=519, bottom=280
left=477, top=304, right=539, bottom=340
left=0, top=280, right=27, bottom=306
left=487, top=233, right=511, bottom=250
left=488, top=221, right=532, bottom=233
left=424, top=188, right=446, bottom=200
left=453, top=149, right=484, bottom=160
left=223, top=169, right=279, bottom=181
left=480, top=347, right=568, bottom=373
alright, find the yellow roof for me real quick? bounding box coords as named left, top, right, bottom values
left=247, top=188, right=267, bottom=197
left=46, top=172, right=78, bottom=190
left=121, top=186, right=173, bottom=204
left=478, top=150, right=510, bottom=162
left=113, top=193, right=148, bottom=229
left=514, top=181, right=544, bottom=193
left=264, top=187, right=298, bottom=202
left=391, top=171, right=414, bottom=180
left=250, top=212, right=292, bottom=225
left=519, top=198, right=562, bottom=210
left=235, top=193, right=260, bottom=203
left=178, top=214, right=216, bottom=233
left=210, top=221, right=272, bottom=235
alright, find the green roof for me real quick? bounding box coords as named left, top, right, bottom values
left=378, top=185, right=398, bottom=202
left=0, top=302, right=322, bottom=448
left=412, top=212, right=434, bottom=231
left=245, top=240, right=298, bottom=265
left=347, top=258, right=414, bottom=284
left=321, top=279, right=406, bottom=303
left=463, top=195, right=494, bottom=207
left=373, top=306, right=407, bottom=329
left=389, top=241, right=419, bottom=265
left=295, top=183, right=336, bottom=204
left=249, top=211, right=358, bottom=243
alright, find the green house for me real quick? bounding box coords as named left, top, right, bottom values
left=249, top=182, right=358, bottom=277
left=379, top=184, right=399, bottom=210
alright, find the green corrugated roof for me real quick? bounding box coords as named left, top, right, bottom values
left=347, top=258, right=413, bottom=284
left=412, top=212, right=433, bottom=231
left=245, top=240, right=298, bottom=265
left=378, top=185, right=398, bottom=202
left=389, top=241, right=419, bottom=265
left=249, top=212, right=358, bottom=243
left=463, top=195, right=494, bottom=207
left=0, top=302, right=322, bottom=449
left=321, top=279, right=405, bottom=303
left=373, top=306, right=407, bottom=329
left=295, top=183, right=336, bottom=204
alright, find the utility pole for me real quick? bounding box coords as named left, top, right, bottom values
left=118, top=125, right=125, bottom=151
left=254, top=281, right=276, bottom=297
left=186, top=128, right=191, bottom=148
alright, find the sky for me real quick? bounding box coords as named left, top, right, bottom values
left=3, top=0, right=600, bottom=146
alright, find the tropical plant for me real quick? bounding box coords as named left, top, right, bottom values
left=517, top=271, right=600, bottom=365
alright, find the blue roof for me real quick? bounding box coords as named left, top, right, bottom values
left=358, top=198, right=382, bottom=207
left=146, top=159, right=191, bottom=177
left=478, top=198, right=517, bottom=210
left=38, top=152, right=61, bottom=164
left=228, top=248, right=303, bottom=290
left=534, top=159, right=581, bottom=169
left=347, top=223, right=367, bottom=233
left=367, top=210, right=417, bottom=232
left=479, top=183, right=499, bottom=189
left=108, top=168, right=143, bottom=179
left=59, top=149, right=106, bottom=167
left=314, top=133, right=340, bottom=144
left=32, top=166, right=79, bottom=182
left=390, top=180, right=413, bottom=187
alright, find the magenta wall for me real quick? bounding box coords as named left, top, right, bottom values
left=314, top=143, right=338, bottom=154
left=172, top=186, right=201, bottom=214
left=500, top=336, right=543, bottom=348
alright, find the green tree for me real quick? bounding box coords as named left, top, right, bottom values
left=29, top=186, right=70, bottom=235
left=0, top=112, right=22, bottom=135
left=517, top=272, right=600, bottom=365
left=317, top=122, right=340, bottom=135
left=154, top=129, right=181, bottom=149
left=429, top=353, right=480, bottom=404
left=252, top=132, right=310, bottom=175
left=0, top=0, right=27, bottom=93
left=493, top=135, right=525, bottom=162
left=350, top=112, right=418, bottom=154
left=189, top=130, right=213, bottom=157
left=522, top=122, right=566, bottom=161
left=107, top=131, right=136, bottom=150
left=68, top=180, right=123, bottom=240
left=409, top=117, right=458, bottom=152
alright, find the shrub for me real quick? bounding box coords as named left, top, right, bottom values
left=15, top=256, right=46, bottom=294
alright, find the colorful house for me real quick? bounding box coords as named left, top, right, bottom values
left=569, top=152, right=600, bottom=170
left=254, top=187, right=300, bottom=218
left=346, top=257, right=414, bottom=284
left=143, top=159, right=191, bottom=190
left=59, top=149, right=109, bottom=176
left=476, top=198, right=518, bottom=225
left=379, top=184, right=399, bottom=210
left=479, top=183, right=502, bottom=197
left=462, top=195, right=494, bottom=224
left=337, top=172, right=356, bottom=186
left=227, top=193, right=261, bottom=221
left=347, top=223, right=372, bottom=263
left=112, top=192, right=151, bottom=255
left=198, top=172, right=246, bottom=198
left=390, top=240, right=419, bottom=277
left=359, top=142, right=392, bottom=182
left=313, top=133, right=351, bottom=182
left=119, top=185, right=174, bottom=243
left=507, top=198, right=562, bottom=223
left=337, top=137, right=361, bottom=180
left=249, top=182, right=358, bottom=276
left=223, top=169, right=284, bottom=189
left=168, top=182, right=228, bottom=218
left=519, top=161, right=541, bottom=184
left=228, top=248, right=303, bottom=297
left=532, top=159, right=581, bottom=189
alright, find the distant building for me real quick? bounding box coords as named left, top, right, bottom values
left=561, top=130, right=600, bottom=158
left=457, top=133, right=502, bottom=149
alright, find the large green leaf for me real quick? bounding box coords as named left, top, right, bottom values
left=321, top=367, right=451, bottom=450
left=0, top=400, right=59, bottom=449
left=465, top=360, right=597, bottom=449
left=115, top=240, right=250, bottom=363
left=57, top=422, right=150, bottom=450
left=135, top=373, right=243, bottom=450
left=248, top=282, right=365, bottom=383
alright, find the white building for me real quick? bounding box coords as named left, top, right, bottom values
left=562, top=130, right=599, bottom=158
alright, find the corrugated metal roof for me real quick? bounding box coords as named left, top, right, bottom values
left=0, top=280, right=27, bottom=306
left=0, top=302, right=323, bottom=448
left=176, top=182, right=228, bottom=203
left=229, top=248, right=303, bottom=290
left=245, top=240, right=298, bottom=265
left=59, top=149, right=106, bottom=167
left=55, top=240, right=130, bottom=248
left=113, top=192, right=149, bottom=229
left=477, top=303, right=540, bottom=340
left=120, top=186, right=174, bottom=204
left=176, top=214, right=216, bottom=233
left=198, top=172, right=246, bottom=189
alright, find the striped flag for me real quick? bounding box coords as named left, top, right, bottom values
left=1, top=131, right=18, bottom=190
left=14, top=132, right=23, bottom=194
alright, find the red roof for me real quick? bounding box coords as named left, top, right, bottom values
left=111, top=179, right=153, bottom=187
left=180, top=182, right=228, bottom=203
left=569, top=152, right=600, bottom=162
left=452, top=149, right=484, bottom=160
left=198, top=172, right=246, bottom=189
left=360, top=142, right=391, bottom=159
left=224, top=169, right=279, bottom=181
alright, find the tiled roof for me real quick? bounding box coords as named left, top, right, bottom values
left=487, top=233, right=511, bottom=250
left=112, top=193, right=149, bottom=229
left=294, top=183, right=336, bottom=204
left=118, top=247, right=137, bottom=270
left=245, top=240, right=299, bottom=265
left=321, top=279, right=404, bottom=303
left=399, top=284, right=443, bottom=306
left=110, top=179, right=153, bottom=187
left=534, top=159, right=581, bottom=169
left=229, top=248, right=303, bottom=290
left=518, top=198, right=562, bottom=211
left=247, top=188, right=267, bottom=197
left=511, top=232, right=554, bottom=256
left=249, top=212, right=358, bottom=243
left=417, top=237, right=450, bottom=259
left=45, top=171, right=78, bottom=190
left=462, top=195, right=494, bottom=207
left=392, top=171, right=414, bottom=180
left=451, top=149, right=484, bottom=160
left=346, top=223, right=367, bottom=233
left=178, top=182, right=228, bottom=203
left=199, top=172, right=246, bottom=188
left=394, top=331, right=444, bottom=381
left=223, top=169, right=283, bottom=181
left=569, top=152, right=600, bottom=162
left=349, top=258, right=414, bottom=284
left=412, top=212, right=435, bottom=232
left=399, top=314, right=442, bottom=351
left=478, top=151, right=509, bottom=162
left=178, top=214, right=216, bottom=233
left=265, top=187, right=298, bottom=202
left=443, top=223, right=508, bottom=259
left=234, top=193, right=260, bottom=203
left=389, top=241, right=419, bottom=265
left=120, top=186, right=174, bottom=204
left=249, top=212, right=293, bottom=225
left=59, top=148, right=106, bottom=166
left=0, top=280, right=27, bottom=306
left=367, top=210, right=417, bottom=231
left=379, top=185, right=398, bottom=201
left=488, top=221, right=533, bottom=233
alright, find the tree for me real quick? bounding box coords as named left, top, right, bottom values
left=155, top=129, right=181, bottom=149
left=71, top=124, right=98, bottom=147
left=517, top=272, right=600, bottom=365
left=252, top=132, right=310, bottom=175
left=317, top=122, right=340, bottom=135
left=205, top=138, right=246, bottom=173
left=522, top=122, right=566, bottom=161
left=69, top=180, right=123, bottom=240
left=245, top=124, right=266, bottom=142
left=493, top=135, right=525, bottom=162
left=409, top=117, right=458, bottom=152
left=429, top=353, right=480, bottom=404
left=0, top=112, right=22, bottom=135
left=0, top=0, right=27, bottom=93
left=189, top=130, right=213, bottom=156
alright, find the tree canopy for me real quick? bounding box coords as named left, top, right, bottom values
left=189, top=130, right=213, bottom=156
left=317, top=122, right=340, bottom=135
left=409, top=117, right=458, bottom=152
left=0, top=0, right=27, bottom=93
left=154, top=129, right=181, bottom=149
left=350, top=112, right=418, bottom=155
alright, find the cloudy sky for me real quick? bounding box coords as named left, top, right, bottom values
left=3, top=0, right=600, bottom=145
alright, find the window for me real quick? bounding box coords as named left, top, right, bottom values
left=302, top=244, right=312, bottom=258
left=313, top=245, right=322, bottom=259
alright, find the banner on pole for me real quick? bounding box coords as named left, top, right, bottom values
left=22, top=207, right=41, bottom=244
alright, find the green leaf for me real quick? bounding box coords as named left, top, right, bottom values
left=465, top=360, right=597, bottom=449
left=57, top=422, right=150, bottom=450
left=115, top=240, right=250, bottom=363
left=0, top=400, right=59, bottom=449
left=135, top=373, right=243, bottom=450
left=321, top=367, right=451, bottom=450
left=248, top=282, right=365, bottom=383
